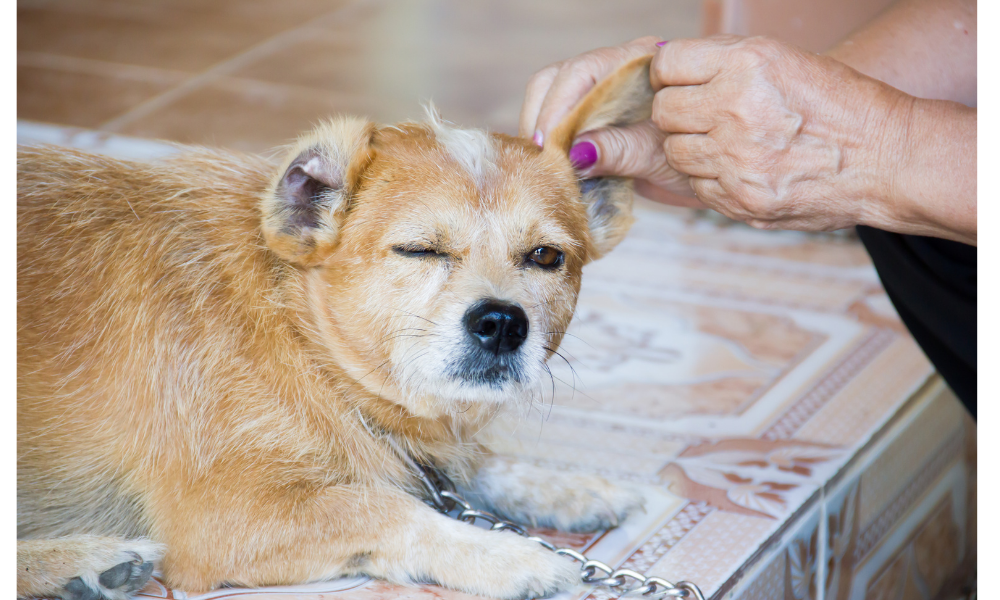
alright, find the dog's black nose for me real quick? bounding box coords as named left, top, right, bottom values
left=464, top=300, right=529, bottom=354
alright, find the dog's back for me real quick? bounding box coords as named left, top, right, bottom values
left=17, top=147, right=279, bottom=598
left=19, top=147, right=271, bottom=535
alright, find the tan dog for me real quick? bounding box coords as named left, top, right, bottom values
left=17, top=56, right=654, bottom=600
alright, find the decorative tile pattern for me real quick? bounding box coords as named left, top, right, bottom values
left=725, top=384, right=974, bottom=600
left=818, top=386, right=973, bottom=600
left=760, top=329, right=895, bottom=440
left=615, top=502, right=715, bottom=573
left=732, top=553, right=785, bottom=600
left=853, top=431, right=963, bottom=564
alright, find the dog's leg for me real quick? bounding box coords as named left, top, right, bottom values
left=461, top=456, right=646, bottom=533
left=158, top=482, right=578, bottom=600
left=17, top=536, right=162, bottom=600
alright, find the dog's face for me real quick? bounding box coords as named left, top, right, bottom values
left=322, top=122, right=590, bottom=411
left=261, top=57, right=654, bottom=418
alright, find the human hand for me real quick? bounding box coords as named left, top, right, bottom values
left=646, top=35, right=919, bottom=232
left=519, top=37, right=705, bottom=207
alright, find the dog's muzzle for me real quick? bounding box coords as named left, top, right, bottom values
left=447, top=299, right=530, bottom=388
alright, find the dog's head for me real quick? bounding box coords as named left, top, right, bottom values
left=261, top=57, right=654, bottom=418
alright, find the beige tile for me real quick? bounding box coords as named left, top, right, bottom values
left=18, top=63, right=179, bottom=128
left=18, top=0, right=344, bottom=73
left=791, top=337, right=933, bottom=448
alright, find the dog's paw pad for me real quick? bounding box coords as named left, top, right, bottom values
left=64, top=577, right=101, bottom=600
left=99, top=559, right=154, bottom=592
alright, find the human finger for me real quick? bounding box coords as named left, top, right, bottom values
left=519, top=65, right=560, bottom=140
left=664, top=134, right=718, bottom=179
left=689, top=176, right=727, bottom=206
left=569, top=120, right=667, bottom=179
left=652, top=85, right=717, bottom=133
left=650, top=35, right=741, bottom=88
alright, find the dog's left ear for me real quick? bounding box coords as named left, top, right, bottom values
left=546, top=55, right=655, bottom=261
left=262, top=117, right=376, bottom=266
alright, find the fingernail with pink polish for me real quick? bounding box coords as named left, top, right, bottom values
left=532, top=130, right=544, bottom=147
left=655, top=40, right=669, bottom=47
left=568, top=140, right=598, bottom=171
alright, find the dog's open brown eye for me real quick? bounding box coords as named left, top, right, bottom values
left=526, top=246, right=564, bottom=269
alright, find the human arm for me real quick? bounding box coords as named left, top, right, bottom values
left=826, top=0, right=976, bottom=106
left=825, top=0, right=977, bottom=243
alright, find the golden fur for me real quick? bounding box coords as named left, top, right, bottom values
left=18, top=57, right=654, bottom=600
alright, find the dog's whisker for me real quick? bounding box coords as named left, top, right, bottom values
left=526, top=298, right=558, bottom=310
left=543, top=345, right=598, bottom=406
left=541, top=363, right=557, bottom=421
left=383, top=333, right=429, bottom=342
left=541, top=340, right=585, bottom=365
left=344, top=358, right=393, bottom=395
left=389, top=308, right=439, bottom=326
left=543, top=331, right=596, bottom=350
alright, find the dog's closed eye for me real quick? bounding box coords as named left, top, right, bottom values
left=393, top=244, right=448, bottom=259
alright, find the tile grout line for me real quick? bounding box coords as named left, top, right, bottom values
left=18, top=51, right=190, bottom=84
left=817, top=484, right=828, bottom=600
left=98, top=0, right=378, bottom=133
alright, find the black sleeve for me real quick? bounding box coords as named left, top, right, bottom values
left=856, top=226, right=977, bottom=418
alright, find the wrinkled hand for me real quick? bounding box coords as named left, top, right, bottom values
left=521, top=35, right=915, bottom=232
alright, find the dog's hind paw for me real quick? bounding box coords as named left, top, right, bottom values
left=18, top=536, right=163, bottom=600
left=63, top=557, right=155, bottom=600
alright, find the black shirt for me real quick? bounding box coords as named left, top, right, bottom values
left=856, top=226, right=977, bottom=418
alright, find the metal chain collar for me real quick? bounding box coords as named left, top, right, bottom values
left=387, top=438, right=706, bottom=600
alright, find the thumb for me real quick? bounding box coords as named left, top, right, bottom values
left=569, top=120, right=667, bottom=179
left=568, top=121, right=693, bottom=198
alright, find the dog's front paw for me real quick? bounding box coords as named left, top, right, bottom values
left=469, top=458, right=646, bottom=533
left=555, top=476, right=646, bottom=533
left=530, top=472, right=645, bottom=533
left=455, top=532, right=580, bottom=600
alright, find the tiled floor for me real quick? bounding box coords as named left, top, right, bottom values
left=18, top=0, right=700, bottom=150
left=18, top=2, right=975, bottom=600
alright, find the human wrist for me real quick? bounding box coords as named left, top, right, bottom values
left=859, top=96, right=977, bottom=243
left=849, top=88, right=919, bottom=233
left=823, top=72, right=913, bottom=233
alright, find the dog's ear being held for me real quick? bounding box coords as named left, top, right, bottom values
left=546, top=55, right=655, bottom=261
left=262, top=117, right=376, bottom=266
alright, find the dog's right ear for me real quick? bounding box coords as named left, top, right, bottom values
left=262, top=117, right=376, bottom=266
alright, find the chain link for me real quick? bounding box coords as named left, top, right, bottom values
left=396, top=448, right=706, bottom=600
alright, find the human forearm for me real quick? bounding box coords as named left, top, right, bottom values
left=824, top=0, right=977, bottom=243
left=826, top=0, right=976, bottom=106
left=864, top=97, right=977, bottom=244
